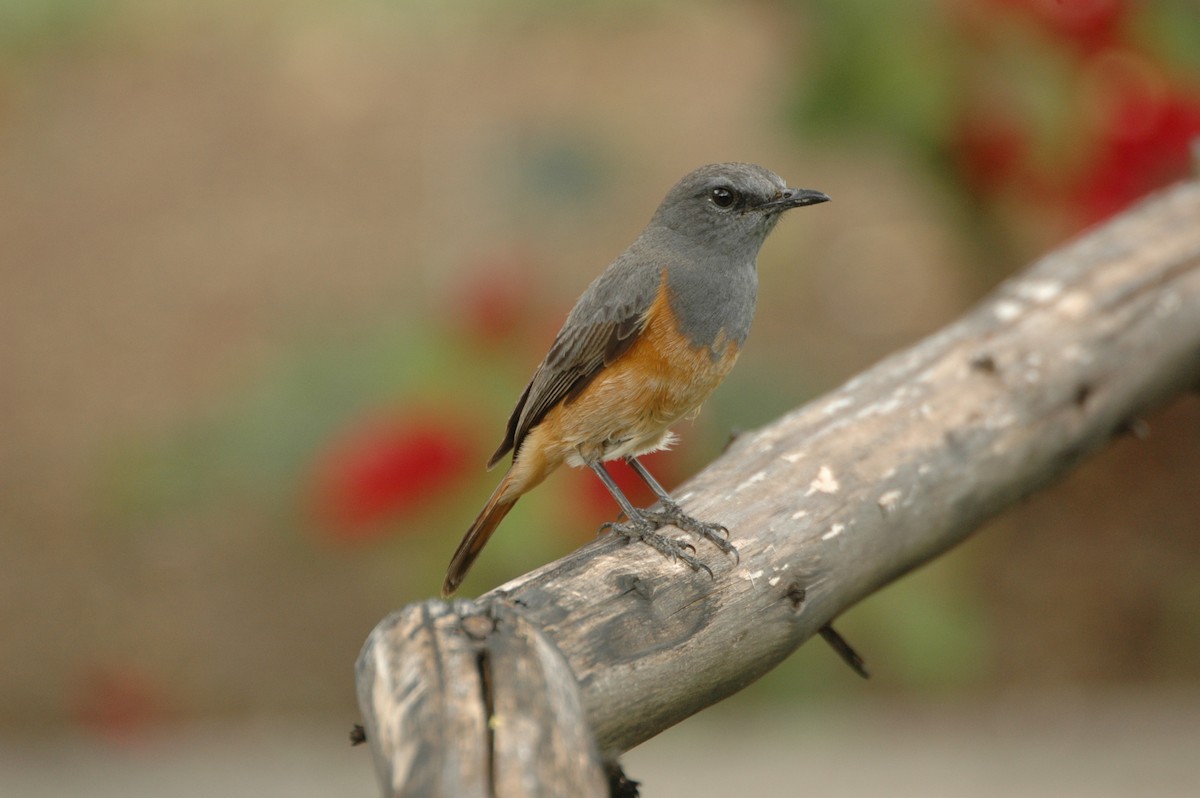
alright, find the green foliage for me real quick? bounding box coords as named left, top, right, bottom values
left=0, top=0, right=114, bottom=54
left=99, top=320, right=510, bottom=524
left=796, top=0, right=959, bottom=148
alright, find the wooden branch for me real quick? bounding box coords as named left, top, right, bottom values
left=357, top=180, right=1200, bottom=794
left=356, top=600, right=609, bottom=797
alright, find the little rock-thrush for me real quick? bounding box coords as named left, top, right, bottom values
left=443, top=163, right=829, bottom=596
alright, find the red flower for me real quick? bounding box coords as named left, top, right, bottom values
left=981, top=0, right=1129, bottom=53
left=1071, top=63, right=1200, bottom=225
left=72, top=664, right=171, bottom=743
left=953, top=107, right=1030, bottom=195
left=454, top=249, right=538, bottom=346
left=312, top=411, right=474, bottom=542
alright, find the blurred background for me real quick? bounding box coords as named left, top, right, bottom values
left=1, top=0, right=1198, bottom=795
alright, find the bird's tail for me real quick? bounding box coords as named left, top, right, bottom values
left=442, top=471, right=520, bottom=596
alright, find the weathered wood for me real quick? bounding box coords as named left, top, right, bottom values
left=357, top=179, right=1200, bottom=792
left=483, top=180, right=1200, bottom=752
left=487, top=603, right=608, bottom=797
left=356, top=600, right=608, bottom=797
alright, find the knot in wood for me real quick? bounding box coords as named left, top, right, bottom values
left=785, top=583, right=806, bottom=610
left=461, top=614, right=495, bottom=640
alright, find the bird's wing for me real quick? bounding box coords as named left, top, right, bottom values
left=487, top=263, right=664, bottom=468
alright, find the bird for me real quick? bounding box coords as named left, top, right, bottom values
left=442, top=162, right=830, bottom=597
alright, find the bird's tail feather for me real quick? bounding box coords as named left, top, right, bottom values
left=442, top=473, right=519, bottom=596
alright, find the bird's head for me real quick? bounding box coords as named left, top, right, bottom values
left=650, top=162, right=829, bottom=256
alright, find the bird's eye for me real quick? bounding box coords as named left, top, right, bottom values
left=710, top=186, right=737, bottom=208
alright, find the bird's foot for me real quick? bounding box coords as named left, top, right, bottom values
left=601, top=516, right=714, bottom=578
left=641, top=501, right=739, bottom=563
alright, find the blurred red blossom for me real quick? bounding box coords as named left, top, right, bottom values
left=1071, top=62, right=1200, bottom=225
left=952, top=106, right=1032, bottom=195
left=311, top=411, right=475, bottom=542
left=72, top=664, right=172, bottom=743
left=453, top=248, right=539, bottom=346
left=947, top=1, right=1199, bottom=232
left=977, top=0, right=1129, bottom=52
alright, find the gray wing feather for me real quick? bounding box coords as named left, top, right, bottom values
left=487, top=257, right=664, bottom=467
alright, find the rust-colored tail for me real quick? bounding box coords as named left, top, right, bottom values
left=442, top=472, right=519, bottom=596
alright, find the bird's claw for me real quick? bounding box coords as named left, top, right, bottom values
left=604, top=517, right=715, bottom=578
left=641, top=503, right=740, bottom=562
left=602, top=503, right=737, bottom=576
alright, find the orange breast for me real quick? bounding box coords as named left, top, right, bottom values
left=510, top=272, right=739, bottom=487
left=608, top=277, right=740, bottom=428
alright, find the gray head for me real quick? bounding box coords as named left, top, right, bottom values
left=649, top=162, right=829, bottom=256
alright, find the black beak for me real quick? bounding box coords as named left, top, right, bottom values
left=763, top=187, right=830, bottom=211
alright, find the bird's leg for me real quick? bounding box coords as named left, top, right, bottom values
left=585, top=459, right=712, bottom=577
left=625, top=456, right=739, bottom=561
